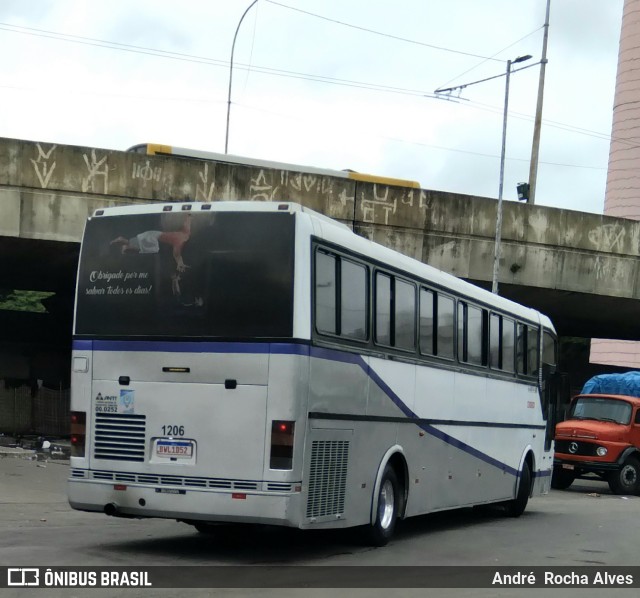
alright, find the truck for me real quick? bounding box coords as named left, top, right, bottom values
left=552, top=372, right=640, bottom=495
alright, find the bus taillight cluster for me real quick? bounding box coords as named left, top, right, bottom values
left=70, top=411, right=86, bottom=458
left=270, top=420, right=295, bottom=470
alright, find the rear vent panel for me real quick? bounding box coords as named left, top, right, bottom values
left=306, top=440, right=349, bottom=519
left=93, top=413, right=146, bottom=462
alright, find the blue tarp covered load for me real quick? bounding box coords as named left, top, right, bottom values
left=581, top=372, right=640, bottom=397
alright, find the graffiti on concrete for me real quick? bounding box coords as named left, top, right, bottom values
left=132, top=160, right=163, bottom=185
left=588, top=224, right=625, bottom=253
left=195, top=163, right=215, bottom=202
left=360, top=186, right=426, bottom=224
left=82, top=150, right=109, bottom=194
left=30, top=143, right=57, bottom=189
left=248, top=169, right=351, bottom=204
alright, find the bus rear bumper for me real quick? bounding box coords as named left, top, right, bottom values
left=68, top=478, right=304, bottom=528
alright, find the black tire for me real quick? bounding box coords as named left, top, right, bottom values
left=607, top=457, right=640, bottom=495
left=551, top=466, right=575, bottom=490
left=505, top=461, right=531, bottom=517
left=366, top=466, right=400, bottom=546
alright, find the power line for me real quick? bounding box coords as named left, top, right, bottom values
left=264, top=0, right=503, bottom=62
left=436, top=26, right=543, bottom=90
left=0, top=20, right=622, bottom=156
left=236, top=101, right=606, bottom=170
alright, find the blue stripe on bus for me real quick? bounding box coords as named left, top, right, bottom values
left=307, top=346, right=520, bottom=477
left=73, top=339, right=539, bottom=477
left=74, top=340, right=312, bottom=356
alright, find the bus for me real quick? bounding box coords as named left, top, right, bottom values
left=68, top=200, right=559, bottom=545
left=127, top=143, right=422, bottom=189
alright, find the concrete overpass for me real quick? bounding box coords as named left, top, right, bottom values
left=1, top=135, right=639, bottom=386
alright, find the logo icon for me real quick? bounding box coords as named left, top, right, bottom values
left=7, top=568, right=39, bottom=586
left=119, top=389, right=135, bottom=414
left=569, top=442, right=579, bottom=454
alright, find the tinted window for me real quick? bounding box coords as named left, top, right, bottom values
left=489, top=314, right=501, bottom=369
left=516, top=323, right=526, bottom=374
left=341, top=260, right=367, bottom=340
left=419, top=289, right=435, bottom=355
left=542, top=330, right=557, bottom=365
left=466, top=305, right=485, bottom=365
left=75, top=212, right=295, bottom=338
left=527, top=326, right=539, bottom=376
left=375, top=273, right=391, bottom=345
left=437, top=295, right=455, bottom=359
left=315, top=251, right=337, bottom=335
left=502, top=318, right=515, bottom=373
left=395, top=279, right=416, bottom=350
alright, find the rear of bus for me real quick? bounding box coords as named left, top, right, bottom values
left=68, top=202, right=311, bottom=527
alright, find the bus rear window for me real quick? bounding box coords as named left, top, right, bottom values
left=74, top=211, right=295, bottom=339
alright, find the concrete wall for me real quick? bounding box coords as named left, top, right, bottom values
left=1, top=135, right=640, bottom=305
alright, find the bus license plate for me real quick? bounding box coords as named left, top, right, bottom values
left=155, top=439, right=194, bottom=458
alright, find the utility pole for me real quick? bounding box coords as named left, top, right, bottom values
left=528, top=0, right=551, bottom=205
left=435, top=55, right=533, bottom=294
left=491, top=59, right=514, bottom=294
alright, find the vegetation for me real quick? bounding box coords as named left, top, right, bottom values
left=0, top=290, right=55, bottom=313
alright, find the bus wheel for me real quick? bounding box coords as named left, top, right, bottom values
left=505, top=461, right=531, bottom=517
left=551, top=466, right=575, bottom=490
left=367, top=465, right=399, bottom=546
left=608, top=457, right=640, bottom=495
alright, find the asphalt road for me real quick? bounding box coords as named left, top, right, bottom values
left=1, top=456, right=639, bottom=598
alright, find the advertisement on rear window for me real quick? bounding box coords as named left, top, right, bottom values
left=75, top=210, right=294, bottom=339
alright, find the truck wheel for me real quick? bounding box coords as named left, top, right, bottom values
left=505, top=461, right=531, bottom=517
left=366, top=465, right=399, bottom=546
left=608, top=457, right=640, bottom=495
left=551, top=466, right=575, bottom=490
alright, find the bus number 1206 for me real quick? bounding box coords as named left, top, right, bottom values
left=161, top=425, right=185, bottom=436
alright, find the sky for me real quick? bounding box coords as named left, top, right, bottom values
left=0, top=0, right=624, bottom=214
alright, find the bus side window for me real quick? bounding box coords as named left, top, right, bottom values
left=419, top=288, right=435, bottom=356
left=395, top=279, right=416, bottom=351
left=527, top=326, right=539, bottom=376
left=315, top=250, right=337, bottom=335
left=438, top=294, right=455, bottom=359
left=340, top=259, right=368, bottom=340
left=489, top=313, right=501, bottom=369
left=502, top=317, right=516, bottom=373
left=516, top=323, right=526, bottom=375
left=542, top=330, right=557, bottom=366
left=458, top=301, right=487, bottom=366
left=375, top=272, right=392, bottom=346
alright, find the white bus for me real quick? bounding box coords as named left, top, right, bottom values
left=68, top=201, right=559, bottom=545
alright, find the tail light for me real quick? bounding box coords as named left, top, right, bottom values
left=70, top=411, right=86, bottom=458
left=270, top=420, right=295, bottom=470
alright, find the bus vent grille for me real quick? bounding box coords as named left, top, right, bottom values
left=267, top=483, right=292, bottom=492
left=234, top=481, right=259, bottom=491
left=306, top=440, right=349, bottom=519
left=93, top=413, right=146, bottom=462
left=70, top=469, right=87, bottom=479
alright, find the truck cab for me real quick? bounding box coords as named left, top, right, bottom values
left=552, top=373, right=640, bottom=495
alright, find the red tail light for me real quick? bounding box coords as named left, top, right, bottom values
left=70, top=411, right=86, bottom=458
left=270, top=420, right=295, bottom=470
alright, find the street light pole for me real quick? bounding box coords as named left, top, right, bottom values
left=527, top=0, right=551, bottom=205
left=225, top=0, right=259, bottom=154
left=491, top=55, right=532, bottom=294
